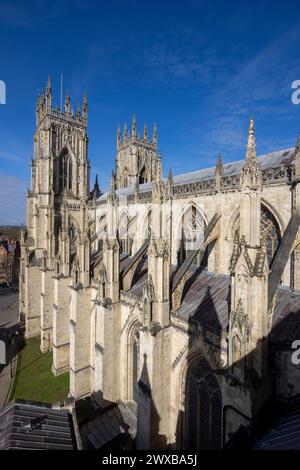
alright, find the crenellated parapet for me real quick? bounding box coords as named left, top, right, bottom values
left=36, top=77, right=87, bottom=128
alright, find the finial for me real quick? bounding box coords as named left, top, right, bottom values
left=36, top=91, right=40, bottom=109
left=246, top=116, right=256, bottom=160
left=117, top=125, right=121, bottom=149
left=153, top=122, right=157, bottom=145
left=82, top=92, right=88, bottom=120
left=144, top=122, right=148, bottom=141
left=215, top=154, right=224, bottom=175
left=132, top=113, right=136, bottom=139
left=167, top=168, right=173, bottom=186
left=124, top=123, right=127, bottom=142
left=110, top=170, right=116, bottom=194
left=65, top=90, right=70, bottom=113
left=45, top=76, right=52, bottom=110
left=46, top=76, right=51, bottom=93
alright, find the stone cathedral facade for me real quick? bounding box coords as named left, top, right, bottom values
left=19, top=79, right=300, bottom=449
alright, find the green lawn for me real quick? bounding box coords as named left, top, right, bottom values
left=10, top=336, right=69, bottom=404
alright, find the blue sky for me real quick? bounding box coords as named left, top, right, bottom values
left=1, top=0, right=300, bottom=225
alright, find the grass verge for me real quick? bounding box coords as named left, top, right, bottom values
left=10, top=336, right=69, bottom=404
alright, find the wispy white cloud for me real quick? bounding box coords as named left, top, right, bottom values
left=0, top=150, right=26, bottom=164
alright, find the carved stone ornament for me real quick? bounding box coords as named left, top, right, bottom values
left=230, top=298, right=249, bottom=341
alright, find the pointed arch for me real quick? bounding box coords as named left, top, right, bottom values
left=139, top=207, right=153, bottom=240
left=179, top=353, right=222, bottom=450
left=118, top=209, right=133, bottom=254
left=57, top=145, right=76, bottom=193
left=123, top=167, right=129, bottom=188
left=139, top=166, right=147, bottom=184
left=175, top=202, right=207, bottom=267
left=227, top=202, right=282, bottom=267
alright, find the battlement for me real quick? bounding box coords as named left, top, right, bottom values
left=36, top=77, right=87, bottom=128
left=117, top=115, right=157, bottom=151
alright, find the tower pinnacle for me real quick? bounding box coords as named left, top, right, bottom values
left=45, top=76, right=52, bottom=111
left=246, top=117, right=256, bottom=161
left=117, top=126, right=121, bottom=149
left=132, top=113, right=136, bottom=138
left=82, top=93, right=88, bottom=121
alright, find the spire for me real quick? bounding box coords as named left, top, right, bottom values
left=94, top=174, right=99, bottom=191
left=215, top=154, right=224, bottom=176
left=144, top=122, right=148, bottom=142
left=215, top=154, right=224, bottom=191
left=46, top=76, right=51, bottom=92
left=167, top=168, right=173, bottom=186
left=117, top=125, right=121, bottom=149
left=132, top=113, right=136, bottom=139
left=123, top=123, right=127, bottom=142
left=110, top=170, right=116, bottom=192
left=36, top=91, right=40, bottom=111
left=65, top=90, right=70, bottom=114
left=246, top=117, right=256, bottom=161
left=240, top=117, right=261, bottom=191
left=153, top=122, right=157, bottom=146
left=82, top=92, right=88, bottom=121
left=167, top=168, right=174, bottom=198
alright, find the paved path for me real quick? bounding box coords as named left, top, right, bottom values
left=0, top=292, right=19, bottom=407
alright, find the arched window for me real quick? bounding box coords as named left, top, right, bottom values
left=118, top=212, right=133, bottom=255
left=139, top=166, right=146, bottom=184
left=123, top=167, right=129, bottom=188
left=234, top=205, right=281, bottom=267
left=179, top=205, right=206, bottom=267
left=185, top=357, right=222, bottom=449
left=58, top=149, right=73, bottom=192
left=260, top=206, right=281, bottom=265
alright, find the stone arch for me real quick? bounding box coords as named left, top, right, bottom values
left=178, top=351, right=222, bottom=449
left=227, top=202, right=282, bottom=266
left=57, top=145, right=76, bottom=193
left=225, top=205, right=240, bottom=243
left=261, top=197, right=284, bottom=236
left=175, top=202, right=207, bottom=267
left=118, top=209, right=133, bottom=254
left=123, top=167, right=129, bottom=188
left=139, top=166, right=147, bottom=184
left=140, top=207, right=153, bottom=240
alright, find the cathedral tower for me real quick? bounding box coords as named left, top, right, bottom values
left=115, top=115, right=161, bottom=189
left=20, top=77, right=90, bottom=344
